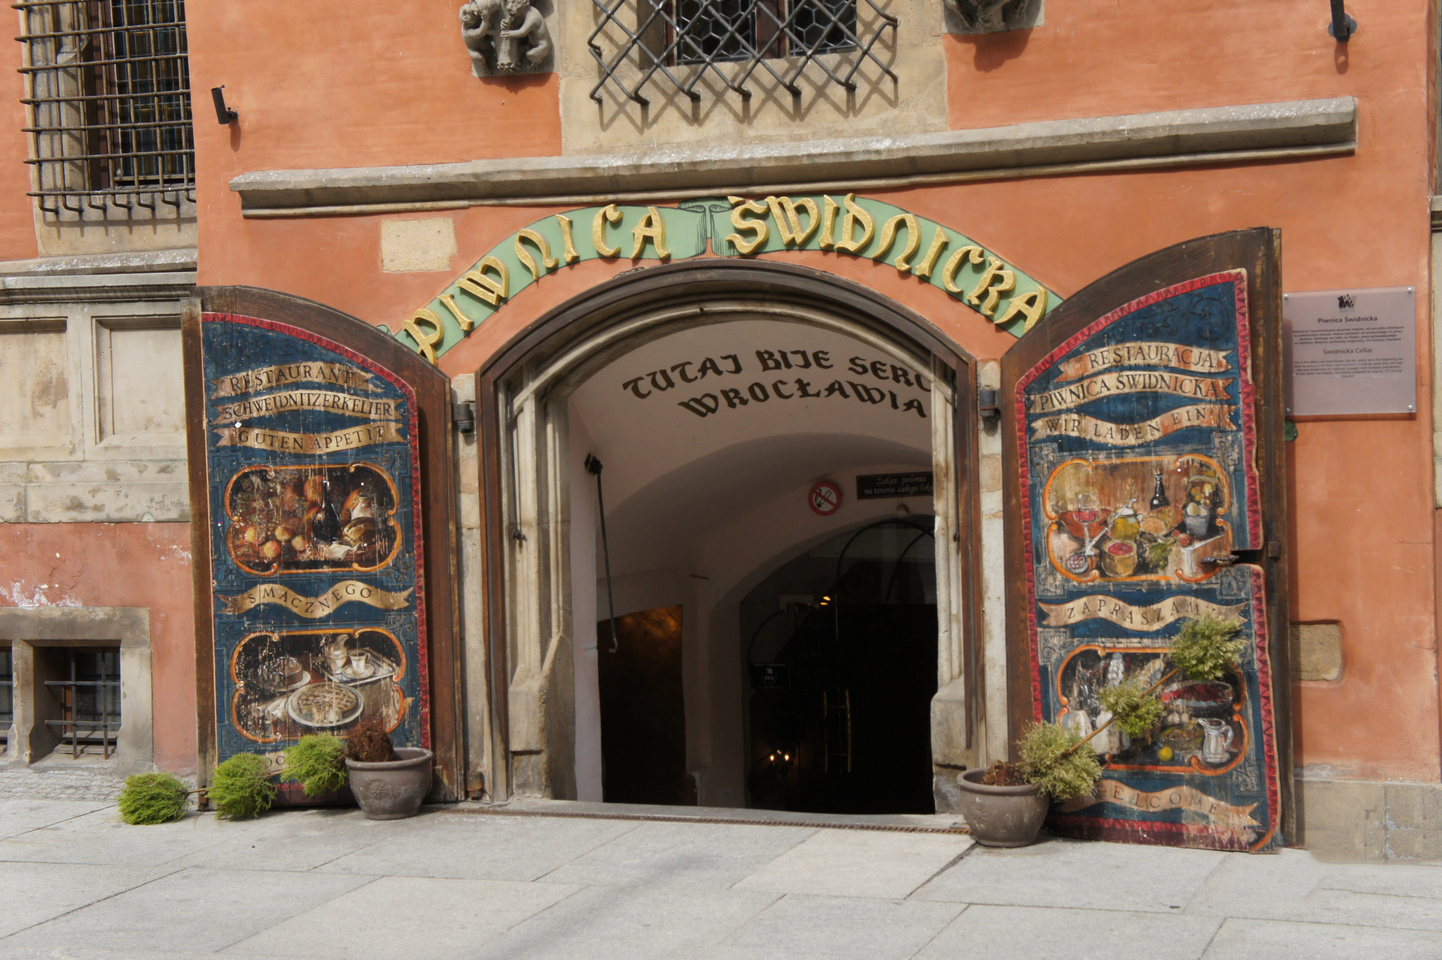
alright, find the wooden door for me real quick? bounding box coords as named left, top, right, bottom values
left=1001, top=229, right=1290, bottom=851
left=184, top=287, right=461, bottom=801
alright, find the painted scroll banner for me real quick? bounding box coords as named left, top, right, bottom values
left=1014, top=271, right=1281, bottom=851
left=201, top=314, right=430, bottom=766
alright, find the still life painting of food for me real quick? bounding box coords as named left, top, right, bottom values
left=1056, top=646, right=1246, bottom=775
left=230, top=627, right=407, bottom=742
left=224, top=463, right=400, bottom=575
left=1044, top=454, right=1233, bottom=583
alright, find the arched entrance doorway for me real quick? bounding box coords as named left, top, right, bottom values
left=475, top=261, right=982, bottom=811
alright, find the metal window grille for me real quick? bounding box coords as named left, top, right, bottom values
left=589, top=0, right=895, bottom=105
left=0, top=646, right=12, bottom=739
left=14, top=0, right=195, bottom=220
left=43, top=647, right=121, bottom=758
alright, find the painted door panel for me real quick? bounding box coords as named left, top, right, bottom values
left=1001, top=230, right=1289, bottom=851
left=185, top=287, right=461, bottom=800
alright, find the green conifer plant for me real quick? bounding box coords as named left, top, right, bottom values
left=208, top=753, right=277, bottom=819
left=281, top=734, right=349, bottom=797
left=117, top=772, right=190, bottom=824
left=1016, top=722, right=1103, bottom=800
left=1097, top=676, right=1166, bottom=736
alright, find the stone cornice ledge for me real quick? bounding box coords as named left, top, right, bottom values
left=232, top=97, right=1357, bottom=217
left=0, top=248, right=197, bottom=304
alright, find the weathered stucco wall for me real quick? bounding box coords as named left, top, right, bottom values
left=0, top=522, right=196, bottom=771
left=0, top=11, right=38, bottom=262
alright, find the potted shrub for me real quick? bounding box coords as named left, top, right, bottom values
left=343, top=720, right=433, bottom=820
left=957, top=615, right=1244, bottom=846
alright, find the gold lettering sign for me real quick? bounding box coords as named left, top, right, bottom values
left=212, top=423, right=406, bottom=454
left=400, top=310, right=443, bottom=364
left=1059, top=780, right=1261, bottom=831
left=593, top=203, right=623, bottom=258
left=766, top=195, right=820, bottom=247
left=726, top=196, right=770, bottom=255
left=629, top=206, right=671, bottom=260
left=458, top=256, right=509, bottom=307
left=1039, top=594, right=1246, bottom=630
left=1029, top=404, right=1236, bottom=446
left=209, top=362, right=381, bottom=399
left=401, top=197, right=1062, bottom=363
left=515, top=229, right=558, bottom=280
left=218, top=581, right=414, bottom=619
left=1055, top=342, right=1233, bottom=382
left=212, top=390, right=403, bottom=424
left=1028, top=372, right=1235, bottom=415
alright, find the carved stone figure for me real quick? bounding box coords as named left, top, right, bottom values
left=945, top=0, right=1041, bottom=34
left=460, top=0, right=551, bottom=76
left=459, top=0, right=501, bottom=79
left=498, top=0, right=551, bottom=71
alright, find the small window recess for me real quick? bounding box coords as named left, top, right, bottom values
left=589, top=0, right=896, bottom=105
left=42, top=646, right=121, bottom=759
left=14, top=0, right=196, bottom=222
left=0, top=645, right=13, bottom=752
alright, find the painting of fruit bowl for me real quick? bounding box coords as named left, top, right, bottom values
left=224, top=463, right=401, bottom=575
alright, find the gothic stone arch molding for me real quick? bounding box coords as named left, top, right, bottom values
left=474, top=259, right=985, bottom=802
left=400, top=195, right=1061, bottom=364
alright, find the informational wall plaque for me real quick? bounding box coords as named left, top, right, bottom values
left=1283, top=287, right=1416, bottom=416
left=196, top=313, right=430, bottom=777
left=1004, top=243, right=1286, bottom=852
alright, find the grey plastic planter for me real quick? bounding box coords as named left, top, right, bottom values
left=956, top=767, right=1050, bottom=847
left=346, top=747, right=433, bottom=820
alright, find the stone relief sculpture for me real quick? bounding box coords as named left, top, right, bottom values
left=460, top=0, right=552, bottom=77
left=944, top=0, right=1041, bottom=34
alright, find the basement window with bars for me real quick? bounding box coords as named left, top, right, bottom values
left=14, top=0, right=195, bottom=221
left=0, top=646, right=12, bottom=747
left=43, top=646, right=122, bottom=759
left=589, top=0, right=896, bottom=105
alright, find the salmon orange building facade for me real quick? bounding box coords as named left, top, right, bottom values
left=1, top=0, right=1437, bottom=857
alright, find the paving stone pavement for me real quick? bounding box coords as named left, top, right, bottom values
left=1, top=797, right=1439, bottom=960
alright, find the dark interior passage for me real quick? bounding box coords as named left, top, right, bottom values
left=597, top=605, right=690, bottom=805
left=744, top=519, right=938, bottom=815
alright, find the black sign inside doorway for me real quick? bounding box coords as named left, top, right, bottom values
left=856, top=472, right=934, bottom=499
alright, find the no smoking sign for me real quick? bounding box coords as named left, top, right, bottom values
left=808, top=481, right=842, bottom=516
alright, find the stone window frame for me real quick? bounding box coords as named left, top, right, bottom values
left=0, top=606, right=153, bottom=773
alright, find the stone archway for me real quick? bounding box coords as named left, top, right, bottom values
left=473, top=260, right=987, bottom=807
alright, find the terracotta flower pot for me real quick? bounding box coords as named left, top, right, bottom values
left=955, top=767, right=1049, bottom=847
left=345, top=747, right=433, bottom=820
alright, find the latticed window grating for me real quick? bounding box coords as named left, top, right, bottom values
left=0, top=646, right=12, bottom=738
left=14, top=0, right=195, bottom=220
left=43, top=647, right=122, bottom=759
left=589, top=0, right=896, bottom=105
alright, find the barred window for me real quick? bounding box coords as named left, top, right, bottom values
left=43, top=646, right=122, bottom=759
left=671, top=0, right=856, bottom=64
left=590, top=0, right=895, bottom=105
left=14, top=0, right=195, bottom=221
